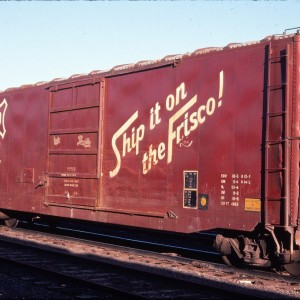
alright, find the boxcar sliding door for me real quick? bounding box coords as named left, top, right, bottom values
left=45, top=79, right=103, bottom=209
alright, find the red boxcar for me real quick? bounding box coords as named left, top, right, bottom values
left=0, top=32, right=299, bottom=275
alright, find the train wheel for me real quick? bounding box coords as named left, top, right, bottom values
left=221, top=254, right=242, bottom=268
left=283, top=262, right=300, bottom=277
left=222, top=255, right=233, bottom=266
left=4, top=218, right=19, bottom=228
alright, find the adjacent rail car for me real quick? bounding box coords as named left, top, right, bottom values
left=0, top=32, right=299, bottom=275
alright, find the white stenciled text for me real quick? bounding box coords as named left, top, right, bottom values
left=109, top=71, right=224, bottom=177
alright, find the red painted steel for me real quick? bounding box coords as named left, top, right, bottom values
left=0, top=34, right=299, bottom=237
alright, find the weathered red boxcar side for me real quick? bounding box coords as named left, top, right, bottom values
left=0, top=32, right=299, bottom=275
left=0, top=84, right=48, bottom=217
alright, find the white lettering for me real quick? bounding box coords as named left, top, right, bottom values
left=122, top=126, right=144, bottom=157
left=110, top=111, right=144, bottom=178
left=167, top=94, right=220, bottom=164
left=166, top=82, right=187, bottom=111
left=206, top=97, right=216, bottom=115
left=167, top=95, right=197, bottom=163
left=197, top=105, right=206, bottom=123
left=166, top=94, right=175, bottom=111
left=149, top=102, right=161, bottom=130
left=142, top=142, right=166, bottom=174
left=0, top=98, right=8, bottom=139
left=109, top=70, right=224, bottom=176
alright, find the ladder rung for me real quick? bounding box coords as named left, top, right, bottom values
left=287, top=136, right=300, bottom=141
left=265, top=167, right=286, bottom=172
left=267, top=111, right=286, bottom=117
left=266, top=139, right=285, bottom=145
left=267, top=84, right=287, bottom=91
left=268, top=54, right=287, bottom=61
left=265, top=197, right=286, bottom=201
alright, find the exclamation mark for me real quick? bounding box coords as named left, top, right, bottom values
left=218, top=70, right=224, bottom=107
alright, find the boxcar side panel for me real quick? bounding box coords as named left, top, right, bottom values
left=100, top=42, right=269, bottom=233
left=0, top=86, right=48, bottom=214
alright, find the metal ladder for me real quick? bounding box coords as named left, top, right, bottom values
left=263, top=42, right=290, bottom=228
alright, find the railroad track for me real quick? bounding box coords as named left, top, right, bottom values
left=0, top=230, right=239, bottom=299
left=0, top=226, right=299, bottom=299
